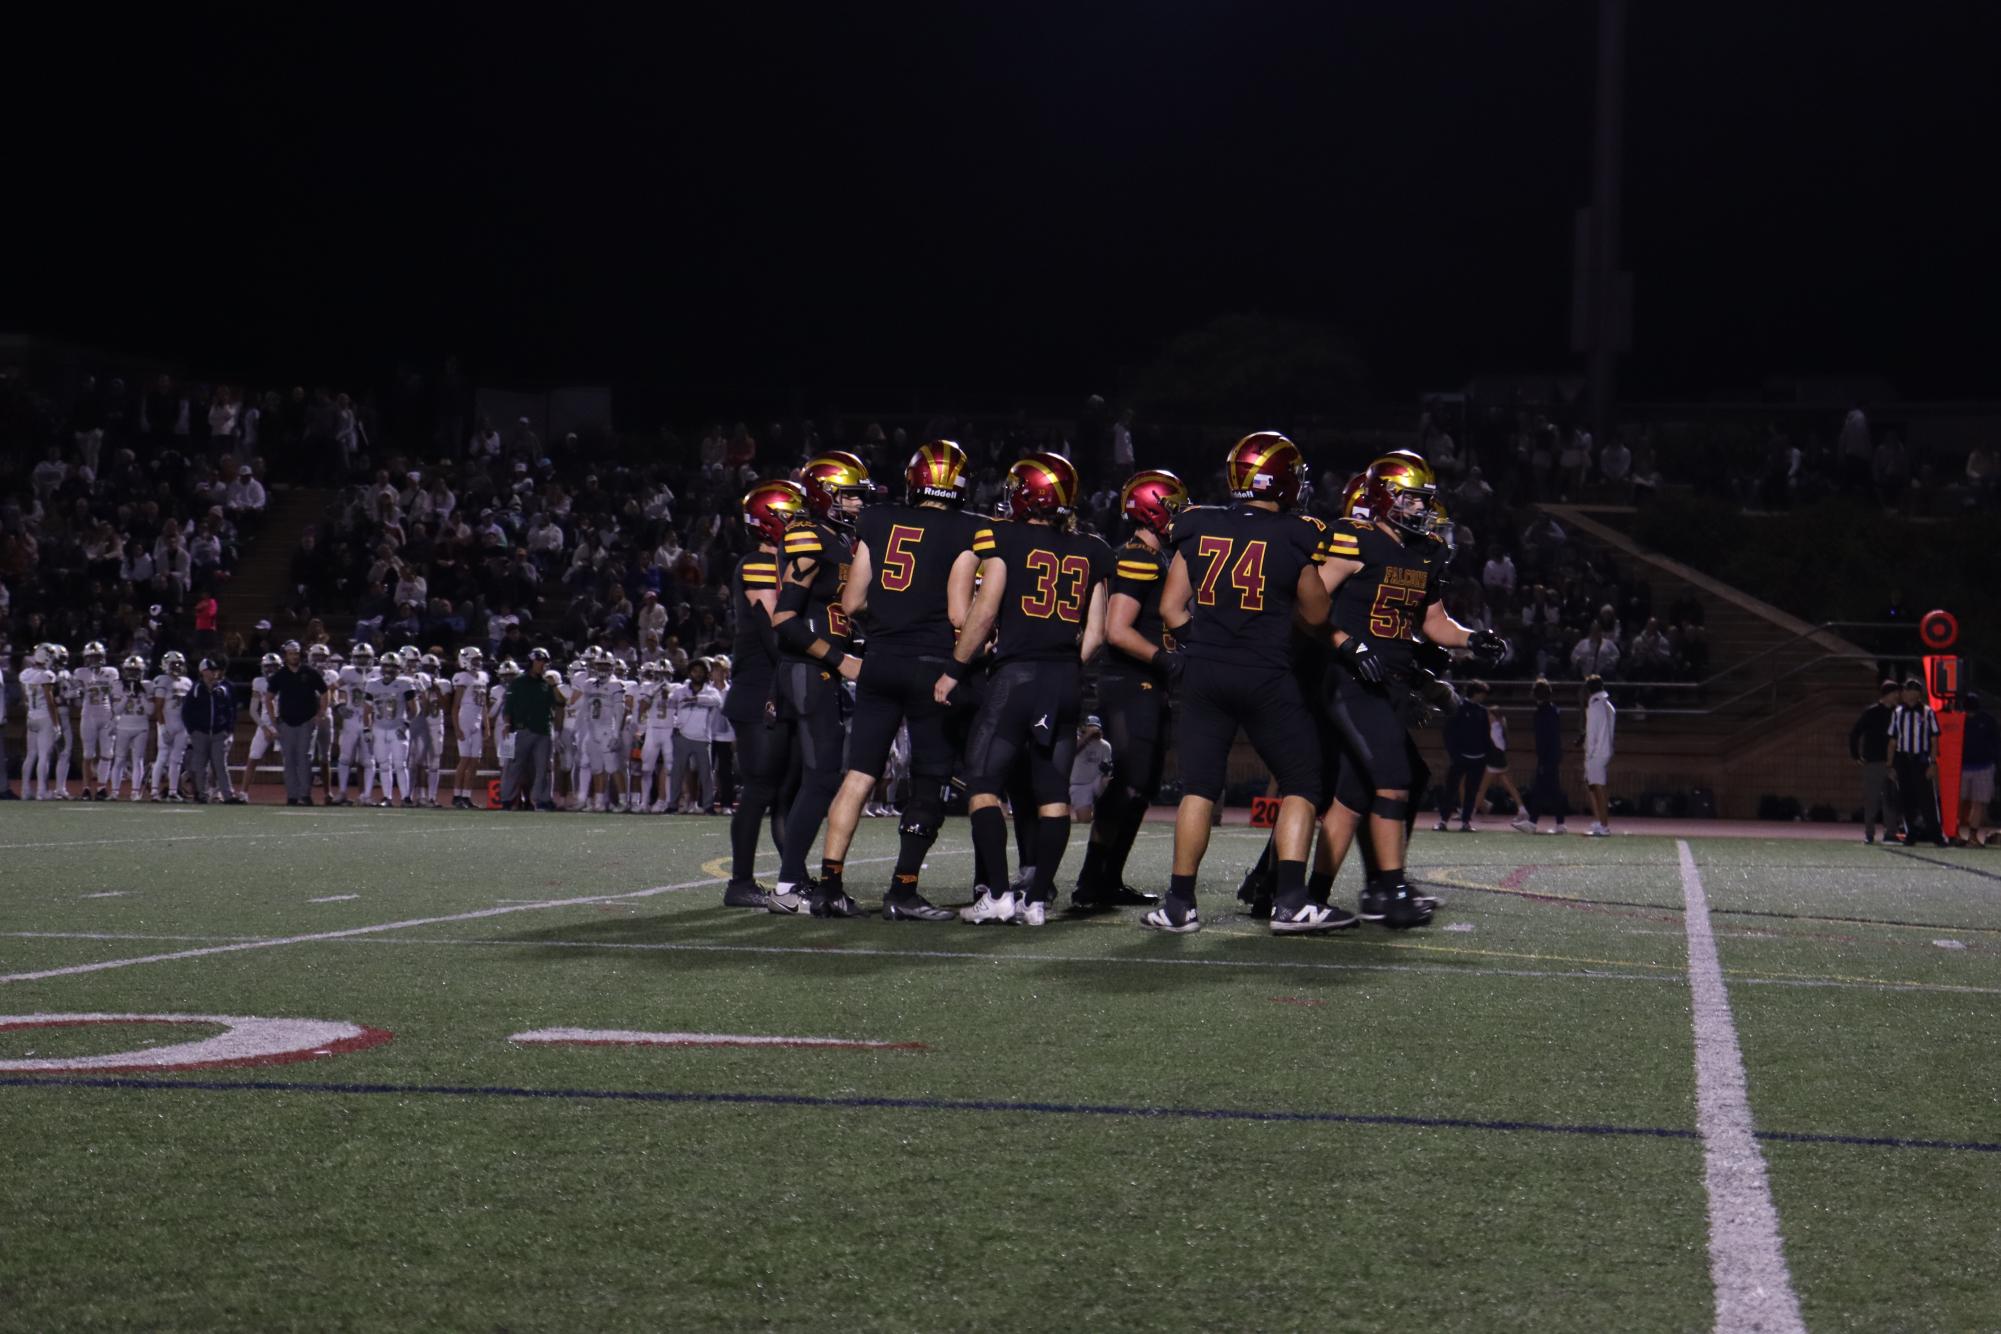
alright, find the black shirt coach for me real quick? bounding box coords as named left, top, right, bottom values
left=271, top=664, right=329, bottom=726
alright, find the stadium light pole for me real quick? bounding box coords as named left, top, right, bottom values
left=1587, top=0, right=1626, bottom=446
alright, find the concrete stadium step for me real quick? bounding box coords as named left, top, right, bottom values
left=217, top=485, right=331, bottom=635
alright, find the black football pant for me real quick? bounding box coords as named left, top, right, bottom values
left=1894, top=753, right=1943, bottom=843
left=764, top=662, right=846, bottom=886
left=1080, top=672, right=1169, bottom=891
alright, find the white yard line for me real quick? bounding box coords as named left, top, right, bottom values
left=1677, top=839, right=1807, bottom=1334
left=0, top=830, right=382, bottom=851
left=0, top=877, right=728, bottom=985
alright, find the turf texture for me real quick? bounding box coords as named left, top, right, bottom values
left=0, top=804, right=1995, bottom=1331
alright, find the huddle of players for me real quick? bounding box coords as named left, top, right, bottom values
left=15, top=641, right=214, bottom=801
left=718, top=432, right=1503, bottom=934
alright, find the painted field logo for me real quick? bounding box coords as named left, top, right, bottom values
left=0, top=1014, right=393, bottom=1073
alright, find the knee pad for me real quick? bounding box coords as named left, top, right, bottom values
left=1369, top=793, right=1408, bottom=822
left=898, top=787, right=944, bottom=843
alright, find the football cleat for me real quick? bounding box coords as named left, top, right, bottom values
left=1270, top=901, right=1359, bottom=934
left=1510, top=815, right=1536, bottom=833
left=1140, top=899, right=1201, bottom=934
left=881, top=891, right=955, bottom=922
left=766, top=887, right=810, bottom=915
left=722, top=881, right=770, bottom=909
left=809, top=890, right=863, bottom=919
left=1375, top=880, right=1435, bottom=930
left=1071, top=883, right=1162, bottom=911
left=1019, top=899, right=1048, bottom=927
left=960, top=887, right=1017, bottom=925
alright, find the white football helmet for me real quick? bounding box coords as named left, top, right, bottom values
left=122, top=654, right=147, bottom=681
left=261, top=652, right=282, bottom=675
left=162, top=650, right=188, bottom=674
left=350, top=643, right=377, bottom=667
left=82, top=641, right=106, bottom=665
left=458, top=646, right=484, bottom=671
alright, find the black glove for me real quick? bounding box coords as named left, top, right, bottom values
left=1468, top=629, right=1509, bottom=667
left=1152, top=648, right=1185, bottom=684
left=1338, top=636, right=1385, bottom=684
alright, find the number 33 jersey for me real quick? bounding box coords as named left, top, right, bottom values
left=1322, top=517, right=1446, bottom=669
left=979, top=520, right=1115, bottom=664
left=1167, top=504, right=1326, bottom=672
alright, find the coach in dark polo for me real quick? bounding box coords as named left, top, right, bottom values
left=270, top=639, right=330, bottom=806
left=502, top=648, right=560, bottom=811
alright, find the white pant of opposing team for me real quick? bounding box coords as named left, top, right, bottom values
left=80, top=711, right=115, bottom=770
left=337, top=720, right=369, bottom=794
left=24, top=717, right=58, bottom=798
left=110, top=727, right=150, bottom=798
left=641, top=731, right=674, bottom=804
left=367, top=727, right=410, bottom=804
left=152, top=724, right=190, bottom=797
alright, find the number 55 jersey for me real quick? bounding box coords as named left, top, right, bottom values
left=1321, top=517, right=1445, bottom=673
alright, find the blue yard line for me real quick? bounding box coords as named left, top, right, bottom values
left=1887, top=847, right=2001, bottom=883
left=4, top=1074, right=1997, bottom=1154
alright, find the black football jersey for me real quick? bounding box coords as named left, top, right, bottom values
left=777, top=518, right=854, bottom=666
left=1105, top=534, right=1168, bottom=676
left=1325, top=518, right=1445, bottom=668
left=973, top=519, right=1115, bottom=664
left=1167, top=504, right=1326, bottom=671
left=853, top=503, right=983, bottom=654
left=726, top=549, right=781, bottom=719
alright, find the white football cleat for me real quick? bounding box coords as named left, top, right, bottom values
left=960, top=887, right=1017, bottom=925
left=1019, top=899, right=1047, bottom=927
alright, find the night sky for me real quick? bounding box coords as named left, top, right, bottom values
left=12, top=1, right=1998, bottom=405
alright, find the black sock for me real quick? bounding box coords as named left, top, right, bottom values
left=892, top=832, right=931, bottom=888
left=729, top=788, right=771, bottom=883
left=1076, top=837, right=1108, bottom=891
left=1169, top=872, right=1197, bottom=906
left=1305, top=869, right=1334, bottom=905
left=1032, top=815, right=1070, bottom=903
left=1103, top=797, right=1145, bottom=886
left=819, top=857, right=844, bottom=894
left=1274, top=858, right=1308, bottom=910
left=971, top=805, right=1009, bottom=893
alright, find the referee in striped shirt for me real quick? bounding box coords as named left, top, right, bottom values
left=1889, top=677, right=1947, bottom=847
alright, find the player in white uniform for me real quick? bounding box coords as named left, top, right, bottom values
left=334, top=642, right=376, bottom=805
left=451, top=647, right=491, bottom=809
left=19, top=644, right=60, bottom=800
left=402, top=649, right=437, bottom=806
left=361, top=649, right=418, bottom=807
left=555, top=656, right=584, bottom=809
left=489, top=657, right=520, bottom=806
left=76, top=641, right=119, bottom=800
left=307, top=643, right=337, bottom=797
left=420, top=653, right=450, bottom=805
left=149, top=651, right=193, bottom=801
left=108, top=654, right=154, bottom=800
left=614, top=661, right=643, bottom=811
left=574, top=647, right=628, bottom=812
left=50, top=645, right=76, bottom=798
left=635, top=661, right=678, bottom=813
left=240, top=652, right=283, bottom=791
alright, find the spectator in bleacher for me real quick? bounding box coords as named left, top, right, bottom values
left=1838, top=402, right=1873, bottom=495
left=1627, top=617, right=1673, bottom=680
left=1480, top=546, right=1516, bottom=600
left=1598, top=433, right=1632, bottom=497
left=1570, top=624, right=1621, bottom=679
left=1872, top=431, right=1909, bottom=510
left=1966, top=445, right=1997, bottom=507
left=1559, top=425, right=1592, bottom=499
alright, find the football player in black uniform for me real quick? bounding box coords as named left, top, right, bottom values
left=721, top=479, right=805, bottom=908
left=1071, top=469, right=1186, bottom=911
left=935, top=452, right=1113, bottom=927
left=765, top=451, right=870, bottom=918
left=814, top=440, right=983, bottom=921
left=1143, top=432, right=1347, bottom=935
left=1319, top=453, right=1506, bottom=928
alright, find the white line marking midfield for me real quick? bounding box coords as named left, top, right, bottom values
left=1676, top=839, right=1807, bottom=1334
left=308, top=895, right=360, bottom=904
left=510, top=1028, right=917, bottom=1050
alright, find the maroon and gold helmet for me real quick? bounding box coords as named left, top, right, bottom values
left=1224, top=431, right=1305, bottom=508
left=800, top=450, right=871, bottom=527
left=905, top=439, right=969, bottom=506
left=1338, top=471, right=1370, bottom=520
left=1120, top=469, right=1188, bottom=538
left=1361, top=453, right=1437, bottom=538
left=1003, top=451, right=1079, bottom=520
left=741, top=478, right=808, bottom=544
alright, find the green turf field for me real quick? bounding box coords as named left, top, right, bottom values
left=1, top=805, right=1996, bottom=1332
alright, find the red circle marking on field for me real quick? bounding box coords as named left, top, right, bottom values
left=0, top=1014, right=394, bottom=1073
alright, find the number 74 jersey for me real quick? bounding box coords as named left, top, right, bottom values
left=1167, top=504, right=1328, bottom=671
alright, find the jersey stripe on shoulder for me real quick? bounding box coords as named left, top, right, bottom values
left=740, top=558, right=779, bottom=587
left=1116, top=559, right=1160, bottom=581
left=971, top=526, right=998, bottom=554
left=782, top=524, right=824, bottom=555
